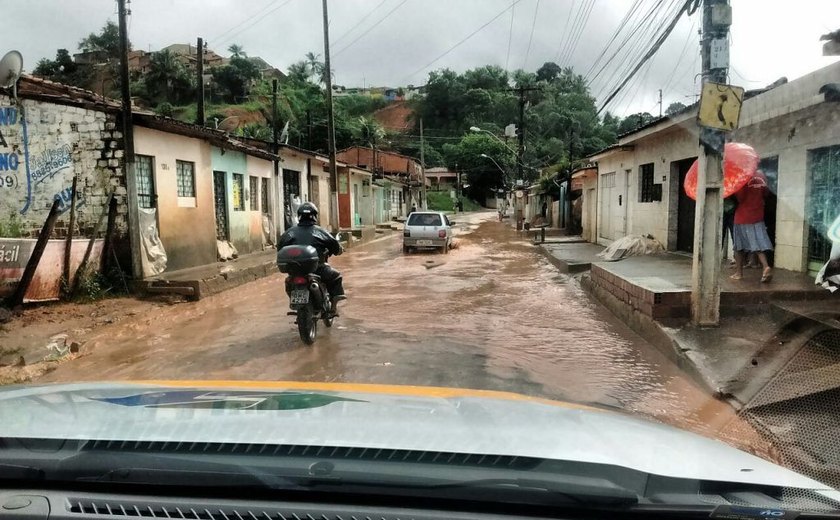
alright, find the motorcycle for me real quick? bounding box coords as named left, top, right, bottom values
left=277, top=245, right=335, bottom=345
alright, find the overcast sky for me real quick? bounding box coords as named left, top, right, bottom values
left=8, top=0, right=839, bottom=117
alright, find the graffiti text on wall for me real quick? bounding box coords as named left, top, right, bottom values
left=31, top=145, right=72, bottom=186
left=0, top=105, right=33, bottom=214
left=53, top=185, right=85, bottom=215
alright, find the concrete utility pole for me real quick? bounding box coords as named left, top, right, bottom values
left=196, top=37, right=205, bottom=126
left=117, top=0, right=143, bottom=280
left=322, top=0, right=339, bottom=232
left=271, top=79, right=282, bottom=237
left=420, top=118, right=427, bottom=209
left=691, top=0, right=731, bottom=326
left=658, top=88, right=663, bottom=117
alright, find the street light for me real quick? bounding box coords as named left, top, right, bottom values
left=470, top=126, right=519, bottom=156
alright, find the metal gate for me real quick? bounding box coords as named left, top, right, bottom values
left=283, top=169, right=301, bottom=228
left=213, top=171, right=229, bottom=240
left=807, top=146, right=840, bottom=275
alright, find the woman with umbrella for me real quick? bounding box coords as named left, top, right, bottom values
left=731, top=171, right=773, bottom=283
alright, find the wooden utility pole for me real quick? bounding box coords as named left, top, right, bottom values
left=420, top=118, right=427, bottom=209
left=196, top=37, right=205, bottom=126
left=62, top=175, right=77, bottom=293
left=507, top=86, right=540, bottom=183
left=271, top=78, right=283, bottom=237
left=322, top=0, right=339, bottom=232
left=658, top=88, right=663, bottom=117
left=691, top=0, right=731, bottom=326
left=117, top=0, right=143, bottom=281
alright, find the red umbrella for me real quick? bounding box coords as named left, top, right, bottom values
left=683, top=142, right=759, bottom=200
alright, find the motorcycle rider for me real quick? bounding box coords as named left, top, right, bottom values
left=277, top=202, right=346, bottom=310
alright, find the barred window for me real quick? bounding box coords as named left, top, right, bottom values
left=639, top=163, right=655, bottom=203
left=136, top=155, right=155, bottom=208
left=176, top=160, right=195, bottom=198
left=250, top=176, right=259, bottom=211
left=232, top=173, right=245, bottom=211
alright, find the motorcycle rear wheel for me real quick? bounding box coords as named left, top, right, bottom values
left=297, top=306, right=317, bottom=345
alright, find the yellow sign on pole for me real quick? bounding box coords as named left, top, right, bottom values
left=697, top=82, right=744, bottom=131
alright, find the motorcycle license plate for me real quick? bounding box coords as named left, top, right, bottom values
left=290, top=289, right=309, bottom=304
left=416, top=240, right=433, bottom=246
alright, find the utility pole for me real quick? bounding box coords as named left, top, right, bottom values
left=506, top=86, right=540, bottom=183
left=117, top=0, right=142, bottom=280
left=420, top=118, right=427, bottom=209
left=691, top=0, right=731, bottom=326
left=658, top=88, right=663, bottom=117
left=322, top=0, right=339, bottom=232
left=271, top=78, right=282, bottom=237
left=196, top=37, right=205, bottom=126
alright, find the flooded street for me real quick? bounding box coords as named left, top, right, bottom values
left=40, top=211, right=767, bottom=454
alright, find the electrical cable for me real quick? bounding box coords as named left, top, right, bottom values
left=215, top=0, right=296, bottom=47
left=332, top=0, right=390, bottom=46
left=334, top=0, right=411, bottom=57
left=555, top=0, right=584, bottom=65
left=552, top=0, right=578, bottom=63
left=583, top=0, right=645, bottom=79
left=523, top=0, right=541, bottom=69
left=505, top=0, right=516, bottom=70
left=561, top=0, right=597, bottom=69
left=597, top=0, right=693, bottom=114
left=400, top=0, right=523, bottom=83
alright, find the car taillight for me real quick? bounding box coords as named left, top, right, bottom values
left=292, top=276, right=307, bottom=284
left=403, top=230, right=410, bottom=237
left=438, top=230, right=446, bottom=238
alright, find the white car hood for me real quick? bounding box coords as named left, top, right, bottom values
left=0, top=381, right=834, bottom=496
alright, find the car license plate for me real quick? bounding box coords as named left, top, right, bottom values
left=416, top=240, right=433, bottom=246
left=290, top=289, right=309, bottom=304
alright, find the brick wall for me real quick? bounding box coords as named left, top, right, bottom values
left=0, top=96, right=126, bottom=239
left=590, top=265, right=691, bottom=320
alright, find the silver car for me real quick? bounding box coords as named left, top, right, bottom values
left=403, top=211, right=455, bottom=254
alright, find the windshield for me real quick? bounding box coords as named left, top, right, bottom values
left=407, top=213, right=443, bottom=226
left=1, top=0, right=839, bottom=514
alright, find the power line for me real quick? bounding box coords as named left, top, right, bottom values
left=523, top=0, right=541, bottom=70
left=401, top=0, right=523, bottom=83
left=584, top=0, right=645, bottom=79
left=598, top=0, right=693, bottom=114
left=505, top=0, right=516, bottom=70
left=211, top=0, right=282, bottom=43
left=215, top=0, right=298, bottom=49
left=554, top=0, right=582, bottom=64
left=332, top=0, right=390, bottom=46
left=660, top=17, right=697, bottom=98
left=334, top=0, right=411, bottom=57
left=560, top=0, right=597, bottom=69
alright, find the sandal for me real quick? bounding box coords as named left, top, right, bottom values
left=761, top=268, right=773, bottom=283
left=730, top=273, right=743, bottom=280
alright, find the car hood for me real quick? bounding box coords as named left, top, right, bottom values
left=0, top=380, right=834, bottom=495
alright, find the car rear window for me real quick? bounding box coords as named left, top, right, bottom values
left=408, top=213, right=443, bottom=226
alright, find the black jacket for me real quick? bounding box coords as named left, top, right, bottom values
left=278, top=221, right=342, bottom=261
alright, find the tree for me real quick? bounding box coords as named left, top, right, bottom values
left=536, top=62, right=563, bottom=83
left=305, top=51, right=325, bottom=83
left=143, top=50, right=195, bottom=105
left=441, top=133, right=516, bottom=202
left=211, top=55, right=261, bottom=103
left=617, top=112, right=656, bottom=135
left=33, top=48, right=91, bottom=89
left=665, top=101, right=688, bottom=116
left=79, top=21, right=124, bottom=59
left=227, top=44, right=245, bottom=58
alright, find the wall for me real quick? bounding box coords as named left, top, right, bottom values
left=246, top=154, right=274, bottom=253
left=734, top=102, right=840, bottom=272
left=133, top=126, right=216, bottom=271
left=211, top=147, right=250, bottom=253
left=0, top=97, right=125, bottom=240
left=581, top=173, right=598, bottom=243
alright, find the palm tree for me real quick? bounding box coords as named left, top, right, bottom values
left=228, top=44, right=245, bottom=58
left=305, top=51, right=325, bottom=82
left=146, top=50, right=192, bottom=102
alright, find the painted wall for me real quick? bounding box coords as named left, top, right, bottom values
left=246, top=154, right=273, bottom=252
left=134, top=126, right=216, bottom=272
left=211, top=147, right=249, bottom=253
left=0, top=97, right=125, bottom=239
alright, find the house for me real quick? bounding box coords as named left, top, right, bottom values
left=585, top=59, right=840, bottom=277
left=248, top=56, right=286, bottom=81
left=424, top=167, right=458, bottom=190
left=127, top=50, right=152, bottom=75
left=161, top=43, right=226, bottom=71
left=572, top=166, right=598, bottom=243
left=337, top=146, right=423, bottom=211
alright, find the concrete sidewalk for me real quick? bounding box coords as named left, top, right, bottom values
left=538, top=242, right=605, bottom=273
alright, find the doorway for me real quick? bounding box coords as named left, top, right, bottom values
left=807, top=146, right=840, bottom=275
left=675, top=158, right=697, bottom=252
left=282, top=169, right=301, bottom=228
left=599, top=172, right=616, bottom=241
left=212, top=170, right=229, bottom=240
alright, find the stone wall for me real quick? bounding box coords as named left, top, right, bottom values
left=0, top=96, right=126, bottom=239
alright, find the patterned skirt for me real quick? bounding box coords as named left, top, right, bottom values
left=733, top=222, right=773, bottom=252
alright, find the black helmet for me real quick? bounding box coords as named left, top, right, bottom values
left=297, top=201, right=318, bottom=222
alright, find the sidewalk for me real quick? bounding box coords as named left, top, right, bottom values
left=538, top=242, right=605, bottom=273
left=142, top=229, right=396, bottom=300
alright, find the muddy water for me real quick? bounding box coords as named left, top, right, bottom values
left=41, top=211, right=769, bottom=455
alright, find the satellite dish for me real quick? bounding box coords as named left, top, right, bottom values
left=0, top=51, right=23, bottom=90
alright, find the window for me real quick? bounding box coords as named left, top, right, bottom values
left=176, top=160, right=196, bottom=198
left=261, top=178, right=270, bottom=214
left=136, top=155, right=155, bottom=208
left=232, top=173, right=244, bottom=211
left=407, top=213, right=442, bottom=226
left=249, top=176, right=259, bottom=211
left=639, top=163, right=655, bottom=203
